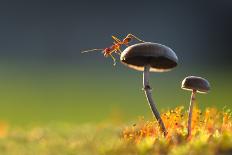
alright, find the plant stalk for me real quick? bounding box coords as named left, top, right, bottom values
left=143, top=65, right=167, bottom=136
left=187, top=90, right=196, bottom=138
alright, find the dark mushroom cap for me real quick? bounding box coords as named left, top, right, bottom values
left=120, top=42, right=178, bottom=72
left=181, top=76, right=210, bottom=93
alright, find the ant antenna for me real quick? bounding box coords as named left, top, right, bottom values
left=81, top=48, right=104, bottom=53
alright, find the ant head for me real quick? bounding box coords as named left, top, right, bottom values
left=103, top=47, right=111, bottom=57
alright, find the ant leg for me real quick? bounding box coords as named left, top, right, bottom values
left=127, top=34, right=146, bottom=43
left=112, top=42, right=122, bottom=55
left=110, top=54, right=116, bottom=66
left=112, top=46, right=122, bottom=55
left=112, top=35, right=122, bottom=44
left=117, top=48, right=122, bottom=54
left=115, top=50, right=121, bottom=56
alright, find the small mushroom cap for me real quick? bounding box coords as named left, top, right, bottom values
left=120, top=42, right=178, bottom=72
left=181, top=76, right=210, bottom=93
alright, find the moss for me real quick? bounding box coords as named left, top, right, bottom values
left=0, top=107, right=231, bottom=155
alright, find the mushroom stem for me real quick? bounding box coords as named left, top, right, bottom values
left=143, top=65, right=167, bottom=136
left=187, top=89, right=196, bottom=138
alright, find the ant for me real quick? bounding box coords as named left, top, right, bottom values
left=81, top=34, right=145, bottom=65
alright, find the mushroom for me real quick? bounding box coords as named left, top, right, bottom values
left=120, top=42, right=178, bottom=136
left=181, top=76, right=210, bottom=137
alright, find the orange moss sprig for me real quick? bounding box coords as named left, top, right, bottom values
left=222, top=109, right=232, bottom=132
left=122, top=106, right=232, bottom=143
left=0, top=121, right=8, bottom=138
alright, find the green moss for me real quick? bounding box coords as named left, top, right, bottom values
left=0, top=107, right=231, bottom=155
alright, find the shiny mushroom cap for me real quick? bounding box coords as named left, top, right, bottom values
left=181, top=76, right=210, bottom=93
left=120, top=42, right=178, bottom=72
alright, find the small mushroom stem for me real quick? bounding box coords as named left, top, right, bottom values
left=187, top=89, right=196, bottom=138
left=143, top=65, right=167, bottom=136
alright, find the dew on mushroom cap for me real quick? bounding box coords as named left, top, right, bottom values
left=181, top=76, right=210, bottom=93
left=120, top=42, right=178, bottom=72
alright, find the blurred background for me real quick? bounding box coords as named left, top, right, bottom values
left=0, top=0, right=231, bottom=124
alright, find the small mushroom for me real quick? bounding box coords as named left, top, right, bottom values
left=121, top=42, right=178, bottom=136
left=181, top=76, right=210, bottom=137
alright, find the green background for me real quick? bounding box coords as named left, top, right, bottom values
left=0, top=1, right=231, bottom=125
left=0, top=62, right=230, bottom=125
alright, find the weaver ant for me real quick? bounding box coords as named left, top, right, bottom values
left=81, top=34, right=145, bottom=65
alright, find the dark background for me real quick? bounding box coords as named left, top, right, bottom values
left=0, top=0, right=231, bottom=124
left=0, top=0, right=232, bottom=66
